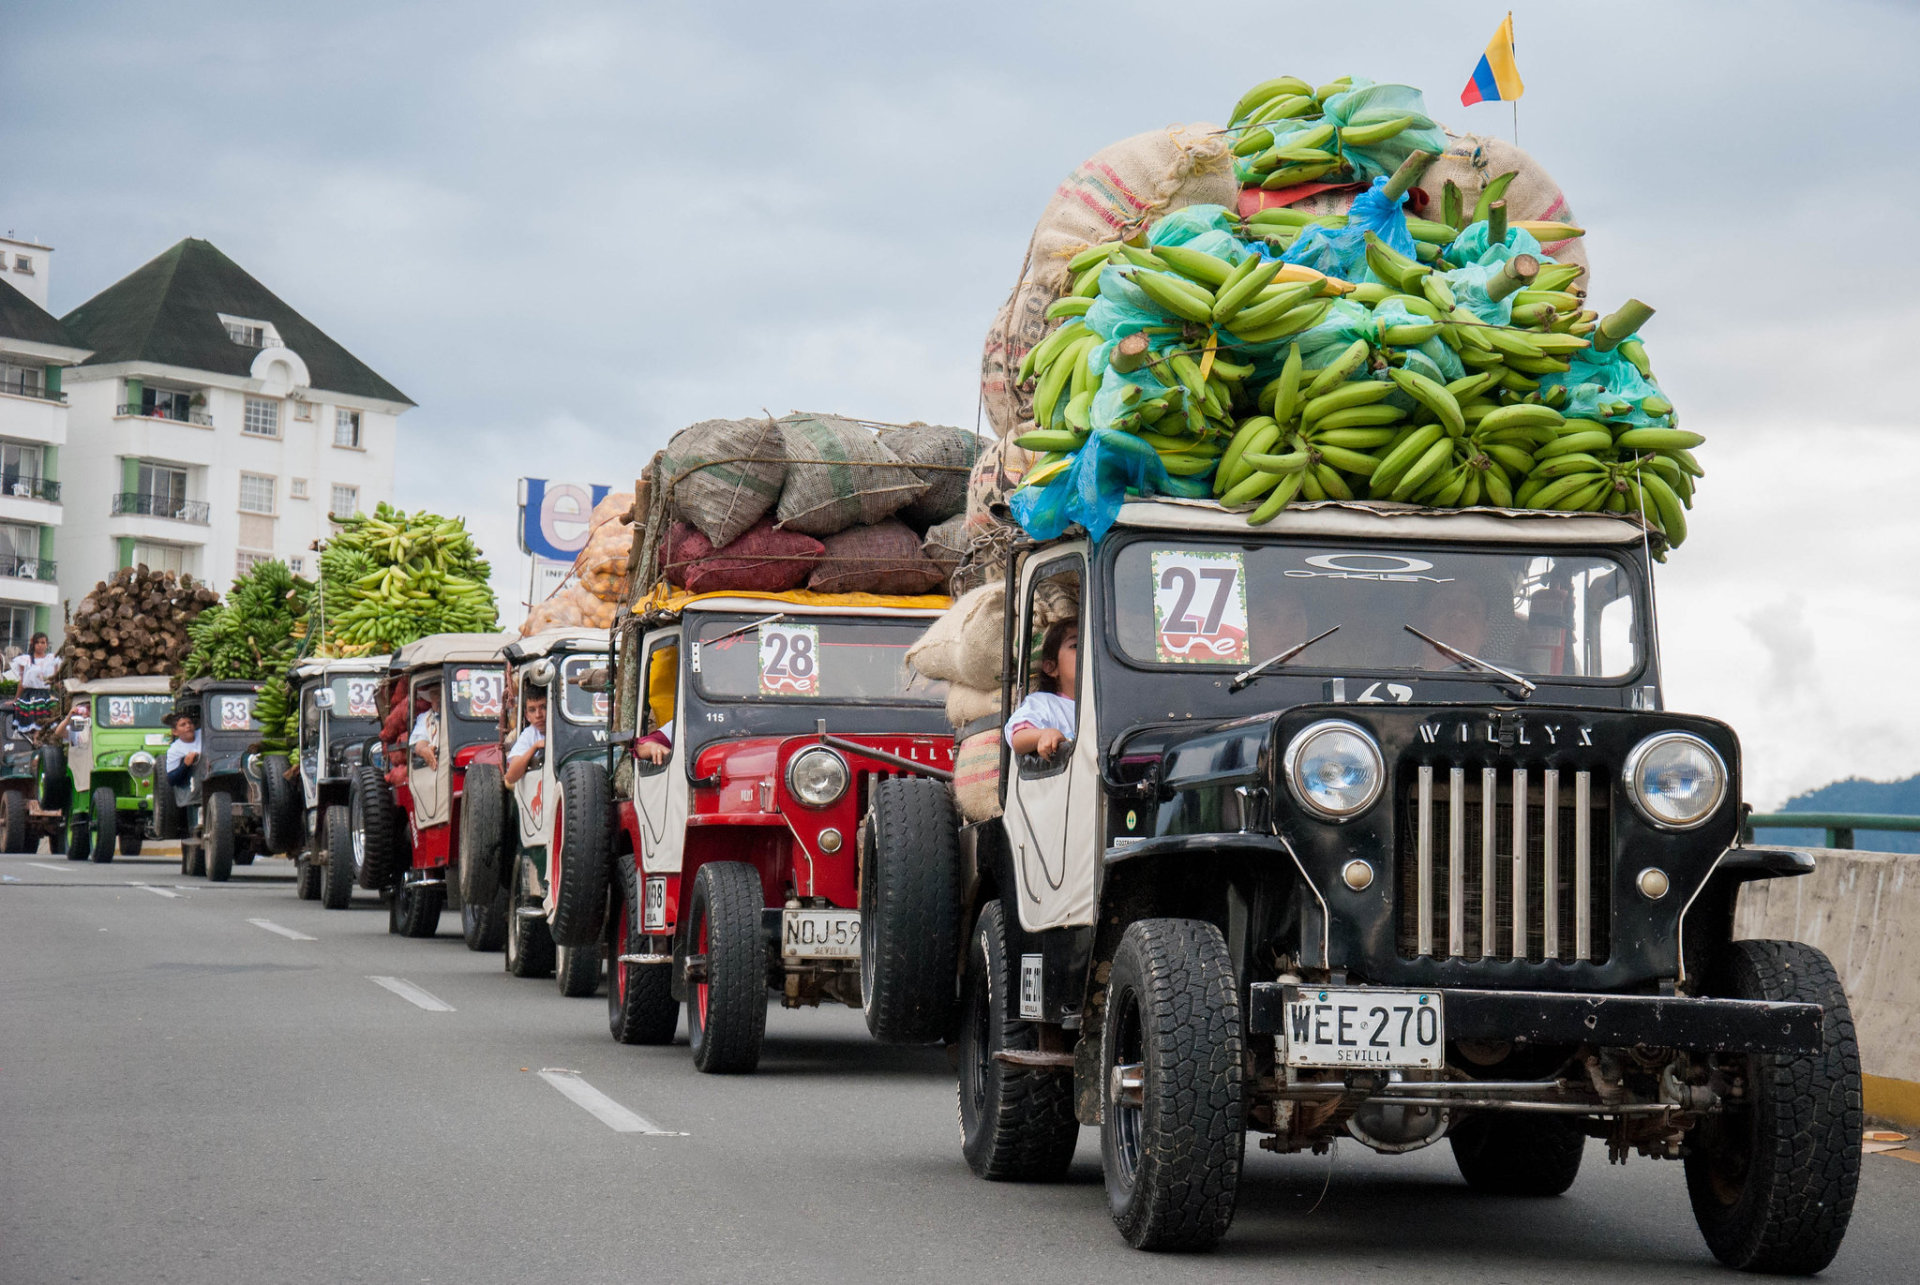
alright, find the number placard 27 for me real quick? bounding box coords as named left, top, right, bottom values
left=1151, top=550, right=1249, bottom=664
left=758, top=624, right=820, bottom=697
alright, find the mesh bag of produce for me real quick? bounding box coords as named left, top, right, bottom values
left=806, top=520, right=946, bottom=595
left=921, top=514, right=969, bottom=587
left=662, top=519, right=823, bottom=595
left=964, top=435, right=1038, bottom=536
left=658, top=418, right=788, bottom=548
left=877, top=424, right=982, bottom=527
left=774, top=414, right=927, bottom=537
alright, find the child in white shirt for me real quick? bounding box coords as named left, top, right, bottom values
left=1006, top=620, right=1078, bottom=762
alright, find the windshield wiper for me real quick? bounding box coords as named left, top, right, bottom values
left=1229, top=626, right=1340, bottom=693
left=703, top=611, right=785, bottom=649
left=1402, top=625, right=1536, bottom=699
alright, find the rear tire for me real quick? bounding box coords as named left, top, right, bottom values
left=1451, top=1115, right=1585, bottom=1196
left=457, top=762, right=511, bottom=950
left=89, top=785, right=117, bottom=864
left=261, top=755, right=303, bottom=854
left=1684, top=940, right=1862, bottom=1274
left=505, top=855, right=556, bottom=979
left=67, top=813, right=91, bottom=861
left=390, top=880, right=445, bottom=938
left=152, top=774, right=182, bottom=840
left=957, top=900, right=1078, bottom=1181
left=349, top=766, right=400, bottom=890
left=37, top=744, right=68, bottom=811
left=860, top=778, right=960, bottom=1044
left=2, top=790, right=28, bottom=853
left=119, top=829, right=143, bottom=857
left=556, top=943, right=602, bottom=997
left=319, top=805, right=355, bottom=910
left=1100, top=918, right=1244, bottom=1251
left=608, top=856, right=678, bottom=1044
left=204, top=791, right=235, bottom=882
left=549, top=760, right=611, bottom=949
left=294, top=854, right=322, bottom=900
left=685, top=861, right=767, bottom=1075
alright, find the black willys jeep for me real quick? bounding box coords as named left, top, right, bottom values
left=170, top=677, right=267, bottom=882
left=909, top=498, right=1856, bottom=1272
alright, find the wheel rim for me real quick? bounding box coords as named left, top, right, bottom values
left=1108, top=986, right=1147, bottom=1191
left=695, top=910, right=710, bottom=1031
left=551, top=802, right=565, bottom=901
left=961, top=934, right=992, bottom=1120
left=351, top=793, right=367, bottom=875
left=614, top=896, right=631, bottom=1006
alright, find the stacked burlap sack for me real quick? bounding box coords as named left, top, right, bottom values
left=647, top=413, right=982, bottom=597
left=520, top=490, right=634, bottom=635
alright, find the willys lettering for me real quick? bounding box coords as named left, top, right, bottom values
left=1418, top=716, right=1594, bottom=747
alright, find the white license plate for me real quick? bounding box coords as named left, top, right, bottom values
left=641, top=877, right=667, bottom=932
left=781, top=909, right=861, bottom=959
left=1282, top=987, right=1444, bottom=1069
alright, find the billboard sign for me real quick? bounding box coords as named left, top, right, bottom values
left=518, top=477, right=613, bottom=562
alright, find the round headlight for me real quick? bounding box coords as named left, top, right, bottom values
left=786, top=748, right=849, bottom=809
left=129, top=750, right=156, bottom=780
left=1284, top=720, right=1385, bottom=821
left=1624, top=732, right=1726, bottom=830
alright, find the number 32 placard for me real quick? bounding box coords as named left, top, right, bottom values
left=1151, top=550, right=1249, bottom=664
left=759, top=623, right=820, bottom=696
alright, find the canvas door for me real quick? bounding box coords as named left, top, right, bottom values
left=409, top=681, right=449, bottom=828
left=632, top=632, right=687, bottom=876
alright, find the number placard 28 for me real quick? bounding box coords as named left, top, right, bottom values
left=758, top=624, right=820, bottom=697
left=1151, top=550, right=1249, bottom=664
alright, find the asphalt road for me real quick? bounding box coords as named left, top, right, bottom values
left=3, top=847, right=1917, bottom=1285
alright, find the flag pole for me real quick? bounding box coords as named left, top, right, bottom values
left=1510, top=11, right=1518, bottom=146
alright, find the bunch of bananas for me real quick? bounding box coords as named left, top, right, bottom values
left=176, top=560, right=316, bottom=750
left=310, top=503, right=499, bottom=656
left=1228, top=74, right=1446, bottom=190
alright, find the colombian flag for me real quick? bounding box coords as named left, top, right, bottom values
left=1461, top=13, right=1524, bottom=106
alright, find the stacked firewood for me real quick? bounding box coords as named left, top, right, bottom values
left=58, top=566, right=220, bottom=681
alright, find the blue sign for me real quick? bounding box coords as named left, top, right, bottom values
left=518, top=478, right=614, bottom=561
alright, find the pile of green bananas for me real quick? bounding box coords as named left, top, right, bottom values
left=311, top=503, right=498, bottom=656
left=1228, top=74, right=1442, bottom=189
left=177, top=560, right=315, bottom=750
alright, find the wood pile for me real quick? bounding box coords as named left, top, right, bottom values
left=58, top=566, right=220, bottom=681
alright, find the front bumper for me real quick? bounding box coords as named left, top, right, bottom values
left=1246, top=983, right=1822, bottom=1057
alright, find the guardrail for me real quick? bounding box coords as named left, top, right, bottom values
left=111, top=492, right=210, bottom=524
left=1744, top=811, right=1920, bottom=850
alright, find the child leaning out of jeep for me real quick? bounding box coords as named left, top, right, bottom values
left=1006, top=619, right=1077, bottom=763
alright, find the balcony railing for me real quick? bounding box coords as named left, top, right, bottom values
left=0, top=553, right=56, bottom=582
left=116, top=403, right=214, bottom=427
left=0, top=476, right=59, bottom=503
left=112, top=492, right=210, bottom=524
left=0, top=380, right=64, bottom=404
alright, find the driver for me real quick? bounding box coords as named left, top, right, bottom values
left=164, top=711, right=201, bottom=790
left=1006, top=619, right=1078, bottom=763
left=410, top=687, right=441, bottom=770
left=504, top=690, right=546, bottom=786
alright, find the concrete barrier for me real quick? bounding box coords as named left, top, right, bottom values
left=1735, top=847, right=1920, bottom=1128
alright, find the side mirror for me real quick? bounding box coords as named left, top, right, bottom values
left=528, top=659, right=555, bottom=688
left=314, top=689, right=336, bottom=710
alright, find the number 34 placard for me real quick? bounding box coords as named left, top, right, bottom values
left=1152, top=550, right=1249, bottom=664
left=759, top=623, right=820, bottom=696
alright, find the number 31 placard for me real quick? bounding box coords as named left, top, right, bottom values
left=1151, top=550, right=1249, bottom=664
left=759, top=623, right=820, bottom=696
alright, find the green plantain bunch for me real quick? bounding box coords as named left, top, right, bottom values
left=309, top=503, right=499, bottom=656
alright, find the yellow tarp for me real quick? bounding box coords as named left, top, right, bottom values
left=637, top=585, right=952, bottom=615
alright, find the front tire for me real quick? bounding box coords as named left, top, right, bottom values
left=458, top=762, right=510, bottom=951
left=152, top=775, right=182, bottom=840
left=2, top=790, right=28, bottom=852
left=1684, top=940, right=1862, bottom=1274
left=89, top=786, right=117, bottom=864
left=390, top=880, right=445, bottom=938
left=860, top=778, right=960, bottom=1044
left=66, top=813, right=91, bottom=861
left=556, top=944, right=602, bottom=997
left=120, top=829, right=143, bottom=857
left=549, top=760, right=611, bottom=948
left=294, top=854, right=322, bottom=900
left=37, top=744, right=68, bottom=811
left=608, top=856, right=678, bottom=1044
left=505, top=855, right=556, bottom=979
left=685, top=861, right=767, bottom=1075
left=1451, top=1114, right=1585, bottom=1196
left=204, top=791, right=235, bottom=882
left=261, top=755, right=303, bottom=854
left=1100, top=918, right=1244, bottom=1251
left=350, top=767, right=400, bottom=890
left=319, top=805, right=355, bottom=909
left=957, top=899, right=1079, bottom=1181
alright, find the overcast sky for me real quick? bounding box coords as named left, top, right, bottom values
left=6, top=1, right=1917, bottom=807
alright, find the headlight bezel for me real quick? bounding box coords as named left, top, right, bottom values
left=1623, top=731, right=1727, bottom=831
left=785, top=747, right=850, bottom=809
left=129, top=750, right=156, bottom=780
left=1283, top=719, right=1386, bottom=822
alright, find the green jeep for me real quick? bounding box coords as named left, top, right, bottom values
left=38, top=676, right=173, bottom=863
left=0, top=695, right=63, bottom=853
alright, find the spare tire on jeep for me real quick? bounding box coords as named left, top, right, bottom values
left=860, top=777, right=961, bottom=1044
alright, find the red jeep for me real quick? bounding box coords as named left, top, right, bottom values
left=548, top=593, right=957, bottom=1073
left=349, top=633, right=511, bottom=939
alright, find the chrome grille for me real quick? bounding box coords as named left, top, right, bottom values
left=1397, top=764, right=1610, bottom=963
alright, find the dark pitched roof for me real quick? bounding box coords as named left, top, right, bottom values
left=61, top=238, right=412, bottom=405
left=0, top=274, right=82, bottom=350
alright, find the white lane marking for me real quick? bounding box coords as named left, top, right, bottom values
left=2, top=874, right=18, bottom=882
left=29, top=862, right=74, bottom=873
left=367, top=976, right=455, bottom=1011
left=536, top=1068, right=678, bottom=1135
left=249, top=917, right=316, bottom=940
left=133, top=884, right=181, bottom=899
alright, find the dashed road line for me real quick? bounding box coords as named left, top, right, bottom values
left=367, top=976, right=455, bottom=1011
left=536, top=1068, right=678, bottom=1134
left=133, top=884, right=181, bottom=899
left=248, top=918, right=315, bottom=940
left=28, top=862, right=75, bottom=873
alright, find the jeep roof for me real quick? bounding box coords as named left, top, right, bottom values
left=290, top=656, right=389, bottom=681
left=388, top=632, right=515, bottom=671
left=503, top=627, right=608, bottom=662
left=65, top=675, right=173, bottom=696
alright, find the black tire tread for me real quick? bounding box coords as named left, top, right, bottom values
left=556, top=944, right=602, bottom=997
left=351, top=766, right=400, bottom=890
left=294, top=854, right=322, bottom=900
left=687, top=861, right=767, bottom=1074
left=89, top=785, right=117, bottom=864
left=457, top=761, right=511, bottom=907
left=152, top=773, right=181, bottom=841
left=391, top=881, right=445, bottom=938
left=37, top=744, right=68, bottom=812
left=959, top=900, right=1079, bottom=1181
left=861, top=778, right=960, bottom=1044
left=204, top=791, right=234, bottom=882
left=549, top=760, right=612, bottom=949
left=319, top=805, right=355, bottom=909
left=1450, top=1114, right=1585, bottom=1196
left=2, top=790, right=28, bottom=853
left=608, top=855, right=679, bottom=1044
left=262, top=755, right=302, bottom=855
left=505, top=856, right=556, bottom=979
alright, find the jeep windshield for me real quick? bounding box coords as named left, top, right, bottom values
left=327, top=675, right=382, bottom=730
left=95, top=693, right=173, bottom=729
left=691, top=614, right=947, bottom=705
left=1111, top=537, right=1643, bottom=680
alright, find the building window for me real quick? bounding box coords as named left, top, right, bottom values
left=289, top=478, right=309, bottom=500
left=292, top=398, right=313, bottom=421
left=0, top=522, right=40, bottom=579
left=0, top=604, right=31, bottom=651
left=329, top=484, right=360, bottom=518
left=138, top=462, right=190, bottom=510
left=0, top=361, right=42, bottom=398
left=243, top=398, right=280, bottom=437
left=239, top=473, right=276, bottom=515
left=131, top=542, right=188, bottom=576
left=224, top=319, right=266, bottom=347
left=334, top=408, right=362, bottom=448
left=13, top=255, right=32, bottom=276
left=0, top=442, right=44, bottom=497
left=288, top=555, right=304, bottom=575
left=236, top=550, right=273, bottom=578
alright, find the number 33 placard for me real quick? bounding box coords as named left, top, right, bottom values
left=1151, top=550, right=1249, bottom=664
left=759, top=623, right=820, bottom=696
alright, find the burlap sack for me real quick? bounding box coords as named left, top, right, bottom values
left=773, top=414, right=928, bottom=537
left=952, top=729, right=1002, bottom=822
left=922, top=514, right=969, bottom=588
left=663, top=519, right=823, bottom=595
left=964, top=434, right=1038, bottom=538
left=980, top=122, right=1240, bottom=439
left=907, top=581, right=1005, bottom=690
left=944, top=683, right=1000, bottom=729
left=658, top=418, right=787, bottom=548
left=877, top=424, right=983, bottom=528
left=806, top=520, right=946, bottom=595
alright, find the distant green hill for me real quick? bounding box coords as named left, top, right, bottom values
left=1754, top=774, right=1920, bottom=852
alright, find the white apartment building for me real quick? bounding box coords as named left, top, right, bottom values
left=57, top=237, right=410, bottom=605
left=0, top=234, right=89, bottom=651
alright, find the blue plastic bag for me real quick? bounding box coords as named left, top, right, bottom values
left=1538, top=344, right=1669, bottom=427
left=1010, top=428, right=1204, bottom=542
left=1281, top=176, right=1417, bottom=285
left=1320, top=80, right=1449, bottom=184
left=1146, top=205, right=1241, bottom=249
